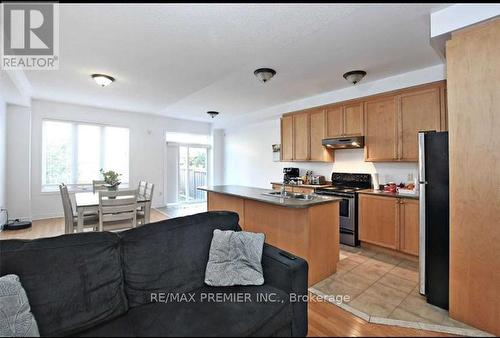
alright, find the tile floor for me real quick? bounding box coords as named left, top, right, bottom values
left=311, top=245, right=492, bottom=336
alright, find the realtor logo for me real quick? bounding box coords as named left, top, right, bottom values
left=1, top=2, right=59, bottom=70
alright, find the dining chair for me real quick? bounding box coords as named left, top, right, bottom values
left=138, top=180, right=147, bottom=196
left=137, top=182, right=154, bottom=225
left=92, top=180, right=107, bottom=193
left=98, top=189, right=138, bottom=232
left=59, top=184, right=99, bottom=234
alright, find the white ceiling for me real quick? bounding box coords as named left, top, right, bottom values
left=2, top=3, right=448, bottom=124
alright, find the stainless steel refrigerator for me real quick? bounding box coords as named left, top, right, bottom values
left=418, top=131, right=450, bottom=310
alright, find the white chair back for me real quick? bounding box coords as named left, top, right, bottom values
left=138, top=181, right=147, bottom=196
left=144, top=182, right=154, bottom=200
left=59, top=184, right=74, bottom=234
left=98, top=189, right=138, bottom=231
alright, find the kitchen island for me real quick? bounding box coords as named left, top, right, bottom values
left=199, top=185, right=341, bottom=286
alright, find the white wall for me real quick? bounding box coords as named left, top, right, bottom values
left=7, top=99, right=211, bottom=220
left=0, top=98, right=6, bottom=209
left=430, top=4, right=500, bottom=38
left=223, top=65, right=446, bottom=189
left=6, top=105, right=32, bottom=220
left=224, top=119, right=417, bottom=189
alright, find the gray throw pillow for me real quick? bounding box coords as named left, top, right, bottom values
left=0, top=274, right=40, bottom=337
left=205, top=230, right=265, bottom=287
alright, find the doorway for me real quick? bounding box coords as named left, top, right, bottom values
left=178, top=145, right=208, bottom=203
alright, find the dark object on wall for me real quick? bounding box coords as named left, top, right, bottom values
left=0, top=211, right=308, bottom=337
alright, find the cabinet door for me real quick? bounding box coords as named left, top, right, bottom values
left=343, top=103, right=364, bottom=136
left=326, top=105, right=343, bottom=137
left=293, top=187, right=315, bottom=195
left=399, top=87, right=442, bottom=161
left=364, top=97, right=398, bottom=161
left=281, top=116, right=294, bottom=161
left=400, top=199, right=419, bottom=256
left=310, top=109, right=333, bottom=162
left=293, top=113, right=310, bottom=161
left=359, top=194, right=399, bottom=250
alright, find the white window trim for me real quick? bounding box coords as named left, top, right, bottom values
left=41, top=119, right=131, bottom=193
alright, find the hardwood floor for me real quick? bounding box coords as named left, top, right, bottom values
left=308, top=298, right=454, bottom=337
left=0, top=210, right=452, bottom=337
left=0, top=209, right=168, bottom=240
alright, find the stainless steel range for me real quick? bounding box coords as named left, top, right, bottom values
left=315, top=173, right=372, bottom=246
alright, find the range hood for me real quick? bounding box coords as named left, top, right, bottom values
left=322, top=136, right=365, bottom=149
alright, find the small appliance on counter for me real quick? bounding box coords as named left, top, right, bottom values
left=310, top=175, right=326, bottom=185
left=283, top=167, right=300, bottom=184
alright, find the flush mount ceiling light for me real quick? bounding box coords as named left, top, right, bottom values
left=343, top=70, right=367, bottom=85
left=91, top=74, right=115, bottom=87
left=207, top=111, right=219, bottom=118
left=254, top=68, right=276, bottom=83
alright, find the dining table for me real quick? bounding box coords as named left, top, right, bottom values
left=74, top=191, right=152, bottom=233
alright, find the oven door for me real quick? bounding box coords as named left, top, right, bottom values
left=334, top=194, right=355, bottom=231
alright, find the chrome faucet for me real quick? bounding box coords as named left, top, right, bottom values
left=280, top=181, right=286, bottom=197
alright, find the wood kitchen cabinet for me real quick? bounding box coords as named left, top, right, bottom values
left=293, top=112, right=310, bottom=161
left=359, top=194, right=399, bottom=250
left=364, top=97, right=398, bottom=161
left=364, top=82, right=446, bottom=162
left=399, top=87, right=442, bottom=161
left=280, top=81, right=446, bottom=163
left=271, top=184, right=315, bottom=195
left=281, top=109, right=333, bottom=162
left=359, top=194, right=419, bottom=256
left=343, top=102, right=364, bottom=136
left=281, top=115, right=294, bottom=161
left=399, top=198, right=419, bottom=256
left=326, top=103, right=364, bottom=138
left=310, top=109, right=334, bottom=162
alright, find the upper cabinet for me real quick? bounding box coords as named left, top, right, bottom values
left=399, top=87, right=442, bottom=161
left=310, top=109, right=334, bottom=162
left=281, top=109, right=334, bottom=162
left=326, top=103, right=364, bottom=138
left=343, top=103, right=364, bottom=136
left=280, top=116, right=294, bottom=161
left=364, top=97, right=398, bottom=161
left=364, top=82, right=447, bottom=162
left=280, top=81, right=447, bottom=163
left=293, top=112, right=310, bottom=161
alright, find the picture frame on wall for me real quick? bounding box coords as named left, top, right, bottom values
left=272, top=144, right=281, bottom=162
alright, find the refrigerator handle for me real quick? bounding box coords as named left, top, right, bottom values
left=418, top=132, right=426, bottom=295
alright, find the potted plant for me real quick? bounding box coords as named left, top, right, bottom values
left=100, top=169, right=121, bottom=191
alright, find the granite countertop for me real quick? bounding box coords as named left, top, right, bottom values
left=270, top=182, right=331, bottom=189
left=358, top=189, right=420, bottom=200
left=199, top=185, right=341, bottom=208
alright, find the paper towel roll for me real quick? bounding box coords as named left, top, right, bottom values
left=372, top=173, right=380, bottom=191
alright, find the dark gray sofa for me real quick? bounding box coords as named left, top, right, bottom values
left=0, top=211, right=308, bottom=337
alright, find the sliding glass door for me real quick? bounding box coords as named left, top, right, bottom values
left=178, top=145, right=208, bottom=203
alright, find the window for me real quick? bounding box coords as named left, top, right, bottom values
left=42, top=120, right=129, bottom=191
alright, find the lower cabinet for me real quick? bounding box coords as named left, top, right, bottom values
left=271, top=184, right=315, bottom=195
left=359, top=194, right=419, bottom=256
left=399, top=199, right=419, bottom=256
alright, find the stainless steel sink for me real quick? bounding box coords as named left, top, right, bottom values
left=263, top=191, right=315, bottom=201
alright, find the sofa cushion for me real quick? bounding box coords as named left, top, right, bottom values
left=76, top=285, right=291, bottom=337
left=120, top=211, right=241, bottom=307
left=0, top=232, right=128, bottom=337
left=205, top=230, right=265, bottom=287
left=0, top=274, right=40, bottom=337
